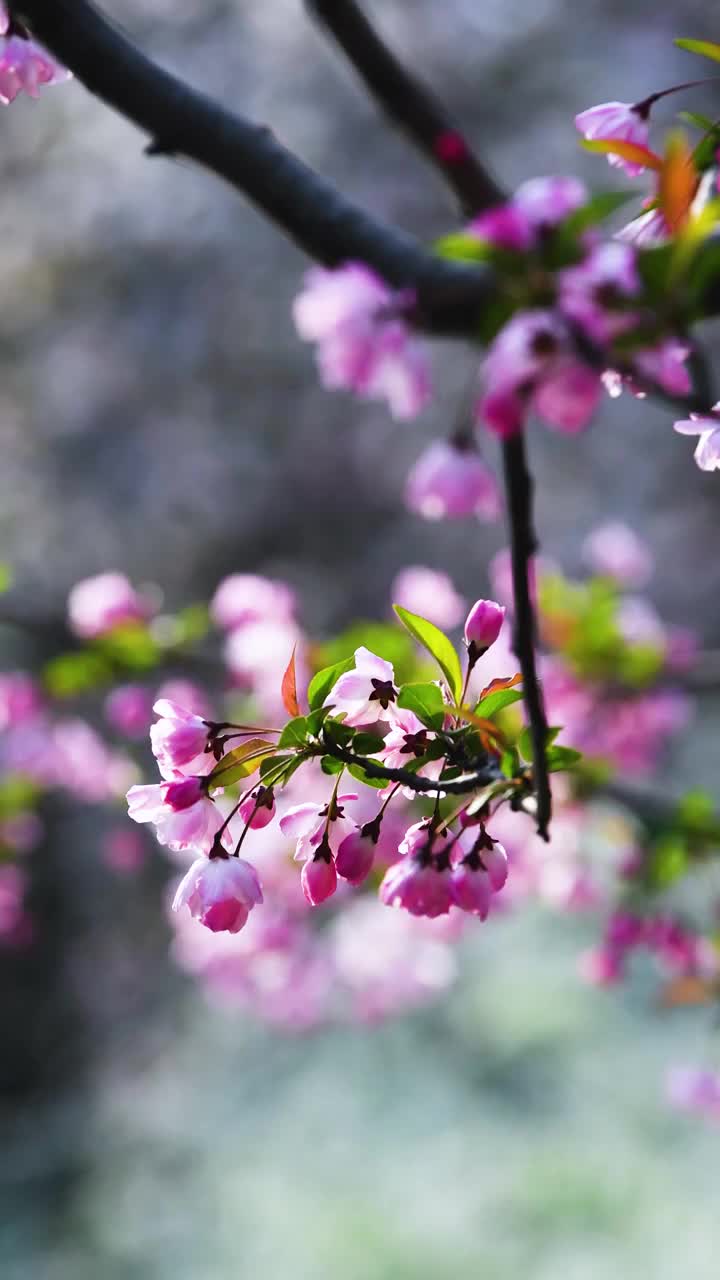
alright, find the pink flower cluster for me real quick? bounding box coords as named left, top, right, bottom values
left=0, top=6, right=70, bottom=104
left=582, top=910, right=701, bottom=987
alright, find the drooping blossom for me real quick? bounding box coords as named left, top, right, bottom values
left=172, top=853, right=263, bottom=934
left=279, top=791, right=359, bottom=866
left=210, top=573, right=296, bottom=630
left=392, top=566, right=466, bottom=631
left=404, top=439, right=501, bottom=522
left=149, top=700, right=214, bottom=779
left=67, top=572, right=150, bottom=639
left=335, top=826, right=378, bottom=886
left=238, top=785, right=276, bottom=831
left=0, top=20, right=71, bottom=105
left=324, top=647, right=398, bottom=727
left=582, top=522, right=653, bottom=587
left=574, top=101, right=651, bottom=176
left=559, top=241, right=640, bottom=343
left=464, top=598, right=506, bottom=660
left=127, top=778, right=232, bottom=855
left=293, top=263, right=430, bottom=421
left=511, top=175, right=588, bottom=229
left=674, top=405, right=720, bottom=472
left=380, top=849, right=454, bottom=918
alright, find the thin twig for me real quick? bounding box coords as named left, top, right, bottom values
left=501, top=432, right=552, bottom=839
left=306, top=0, right=503, bottom=215
left=319, top=732, right=501, bottom=795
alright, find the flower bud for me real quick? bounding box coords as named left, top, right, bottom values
left=336, top=828, right=376, bottom=886
left=301, top=841, right=338, bottom=906
left=464, top=599, right=505, bottom=663
left=239, top=786, right=276, bottom=830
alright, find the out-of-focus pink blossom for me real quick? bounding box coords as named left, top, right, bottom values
left=293, top=263, right=430, bottom=421
left=404, top=439, right=501, bottom=522
left=173, top=853, right=263, bottom=934
left=464, top=598, right=505, bottom=657
left=616, top=596, right=666, bottom=652
left=224, top=617, right=306, bottom=716
left=392, top=566, right=466, bottom=630
left=67, top=572, right=151, bottom=639
left=103, top=828, right=146, bottom=875
left=0, top=672, right=42, bottom=729
left=582, top=522, right=653, bottom=587
left=531, top=359, right=603, bottom=433
left=559, top=242, right=640, bottom=343
left=616, top=205, right=668, bottom=246
left=154, top=679, right=212, bottom=718
left=674, top=405, right=720, bottom=473
left=324, top=647, right=398, bottom=727
left=666, top=1066, right=720, bottom=1120
left=380, top=854, right=454, bottom=918
left=580, top=944, right=625, bottom=986
left=0, top=30, right=71, bottom=105
left=149, top=700, right=214, bottom=779
left=127, top=780, right=232, bottom=855
left=210, top=574, right=296, bottom=630
left=238, top=785, right=276, bottom=830
left=0, top=864, right=25, bottom=937
left=104, top=684, right=152, bottom=738
left=469, top=203, right=534, bottom=251
left=512, top=175, right=588, bottom=228
left=633, top=339, right=691, bottom=396
left=575, top=101, right=651, bottom=175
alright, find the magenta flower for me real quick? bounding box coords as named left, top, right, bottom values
left=293, top=263, right=430, bottom=421
left=582, top=522, right=653, bottom=587
left=127, top=778, right=232, bottom=855
left=559, top=242, right=640, bottom=343
left=633, top=339, right=691, bottom=396
left=512, top=175, right=587, bottom=229
left=531, top=359, right=603, bottom=434
left=469, top=203, right=534, bottom=251
left=0, top=672, right=42, bottom=730
left=335, top=828, right=377, bottom=886
left=104, top=684, right=152, bottom=738
left=616, top=205, right=668, bottom=247
left=173, top=854, right=263, bottom=934
left=392, top=566, right=466, bottom=631
left=575, top=101, right=650, bottom=175
left=238, top=785, right=276, bottom=831
left=210, top=573, right=296, bottom=630
left=324, top=646, right=398, bottom=727
left=380, top=855, right=454, bottom=918
left=279, top=791, right=359, bottom=863
left=464, top=598, right=505, bottom=658
left=301, top=844, right=338, bottom=906
left=67, top=572, right=151, bottom=639
left=404, top=439, right=501, bottom=522
left=0, top=29, right=70, bottom=105
left=375, top=706, right=444, bottom=798
left=449, top=862, right=492, bottom=918
left=674, top=404, right=720, bottom=472
left=149, top=699, right=214, bottom=779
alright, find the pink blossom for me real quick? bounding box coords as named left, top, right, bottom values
left=531, top=360, right=602, bottom=433
left=335, top=827, right=377, bottom=886
left=0, top=31, right=70, bottom=105
left=404, top=439, right=501, bottom=522
left=483, top=309, right=566, bottom=396
left=633, top=339, right=691, bottom=396
left=127, top=779, right=232, bottom=855
left=580, top=944, right=624, bottom=986
left=674, top=405, right=720, bottom=472
left=154, top=679, right=212, bottom=718
left=559, top=242, right=640, bottom=343
left=449, top=862, right=492, bottom=918
left=324, top=646, right=398, bottom=727
left=582, top=522, right=653, bottom=587
left=616, top=596, right=666, bottom=651
left=469, top=203, right=534, bottom=251
left=380, top=855, right=454, bottom=918
left=464, top=598, right=506, bottom=657
left=392, top=566, right=466, bottom=630
left=376, top=706, right=443, bottom=798
left=104, top=684, right=152, bottom=738
left=279, top=791, right=359, bottom=863
left=67, top=572, right=150, bottom=639
left=666, top=1066, right=720, bottom=1120
left=301, top=846, right=338, bottom=905
left=224, top=617, right=306, bottom=715
left=103, top=829, right=146, bottom=875
left=149, top=699, right=214, bottom=779
left=575, top=101, right=651, bottom=176
left=210, top=574, right=296, bottom=630
left=173, top=854, right=263, bottom=934
left=512, top=176, right=587, bottom=229
left=293, top=263, right=430, bottom=421
left=0, top=864, right=25, bottom=937
left=238, top=785, right=276, bottom=830
left=0, top=672, right=42, bottom=729
left=616, top=205, right=668, bottom=246
left=476, top=384, right=527, bottom=437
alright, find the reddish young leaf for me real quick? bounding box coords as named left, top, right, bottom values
left=281, top=646, right=301, bottom=718
left=658, top=130, right=698, bottom=233
left=476, top=672, right=523, bottom=702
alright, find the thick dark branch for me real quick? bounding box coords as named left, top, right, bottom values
left=320, top=733, right=501, bottom=795
left=11, top=0, right=495, bottom=327
left=306, top=0, right=503, bottom=216
left=501, top=432, right=552, bottom=840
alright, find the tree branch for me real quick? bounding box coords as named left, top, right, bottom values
left=501, top=432, right=552, bottom=840
left=320, top=732, right=501, bottom=795
left=305, top=0, right=503, bottom=215
left=10, top=0, right=495, bottom=329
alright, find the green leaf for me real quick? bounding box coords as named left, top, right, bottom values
left=320, top=755, right=345, bottom=775
left=546, top=745, right=582, bottom=772
left=474, top=687, right=524, bottom=720
left=259, top=752, right=298, bottom=781
left=350, top=732, right=386, bottom=755
left=500, top=746, right=520, bottom=779
left=675, top=37, right=720, bottom=64
left=679, top=110, right=718, bottom=132
left=434, top=231, right=493, bottom=262
left=0, top=564, right=12, bottom=595
left=96, top=622, right=160, bottom=670
left=347, top=762, right=388, bottom=789
left=209, top=739, right=275, bottom=786
left=396, top=681, right=447, bottom=730
left=0, top=774, right=40, bottom=819
left=278, top=717, right=308, bottom=748
left=307, top=658, right=355, bottom=711
left=392, top=606, right=463, bottom=704
left=43, top=651, right=112, bottom=697
left=518, top=725, right=562, bottom=761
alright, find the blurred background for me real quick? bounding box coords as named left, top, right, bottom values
left=1, top=1, right=720, bottom=1276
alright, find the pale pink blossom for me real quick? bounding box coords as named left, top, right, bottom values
left=173, top=854, right=263, bottom=933
left=404, top=439, right=501, bottom=522
left=376, top=705, right=443, bottom=798
left=469, top=203, right=534, bottom=251
left=104, top=684, right=152, bottom=738
left=149, top=699, right=214, bottom=779
left=616, top=205, right=668, bottom=246
left=449, top=862, right=492, bottom=918
left=674, top=405, right=720, bottom=472
left=575, top=101, right=651, bottom=176
left=582, top=522, right=653, bottom=587
left=0, top=672, right=42, bottom=729
left=67, top=572, right=150, bottom=639
left=103, top=829, right=146, bottom=875
left=464, top=598, right=506, bottom=656
left=0, top=31, right=70, bottom=105
left=666, top=1066, right=720, bottom=1120
left=127, top=779, right=232, bottom=855
left=392, top=566, right=466, bottom=630
left=531, top=360, right=602, bottom=433
left=279, top=791, right=359, bottom=863
left=633, top=339, right=691, bottom=396
left=323, top=646, right=398, bottom=726
left=294, top=263, right=430, bottom=421
left=512, top=175, right=587, bottom=228
left=380, top=855, right=454, bottom=918
left=559, top=242, right=640, bottom=343
left=210, top=574, right=296, bottom=630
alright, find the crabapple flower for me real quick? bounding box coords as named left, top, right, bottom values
left=293, top=263, right=430, bottom=421
left=335, top=827, right=378, bottom=886
left=375, top=706, right=443, bottom=798
left=449, top=862, right=492, bottom=918
left=104, top=684, right=152, bottom=738
left=449, top=829, right=508, bottom=917
left=574, top=101, right=651, bottom=176
left=149, top=700, right=214, bottom=779
left=559, top=242, right=640, bottom=343
left=173, top=854, right=263, bottom=934
left=404, top=439, right=501, bottom=522
left=210, top=574, right=296, bottom=630
left=464, top=598, right=505, bottom=660
left=512, top=175, right=587, bottom=229
left=531, top=359, right=603, bottom=433
left=67, top=572, right=150, bottom=639
left=392, top=567, right=466, bottom=630
left=674, top=405, right=720, bottom=472
left=633, top=339, right=691, bottom=396
left=324, top=647, right=398, bottom=726
left=301, top=841, right=338, bottom=906
left=279, top=792, right=359, bottom=865
left=238, top=785, right=276, bottom=830
left=0, top=27, right=71, bottom=105
left=582, top=522, right=653, bottom=587
left=0, top=672, right=42, bottom=729
left=127, top=778, right=232, bottom=855
left=469, top=203, right=534, bottom=251
left=380, top=854, right=454, bottom=918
